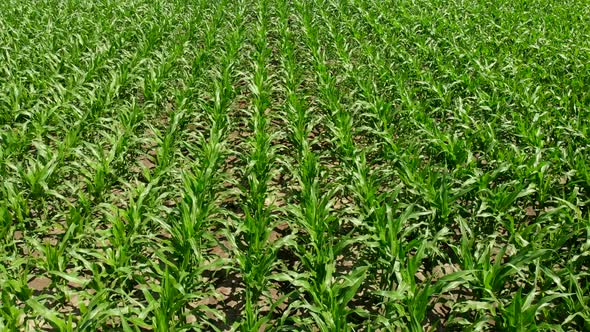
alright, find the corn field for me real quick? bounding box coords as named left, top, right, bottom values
left=1, top=0, right=589, bottom=330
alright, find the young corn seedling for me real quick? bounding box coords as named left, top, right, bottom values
left=73, top=138, right=121, bottom=200
left=0, top=267, right=31, bottom=331
left=141, top=266, right=220, bottom=332
left=18, top=151, right=58, bottom=200
left=163, top=132, right=227, bottom=274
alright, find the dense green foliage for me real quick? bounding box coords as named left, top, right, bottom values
left=1, top=0, right=589, bottom=330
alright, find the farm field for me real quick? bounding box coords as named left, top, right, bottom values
left=1, top=0, right=589, bottom=330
